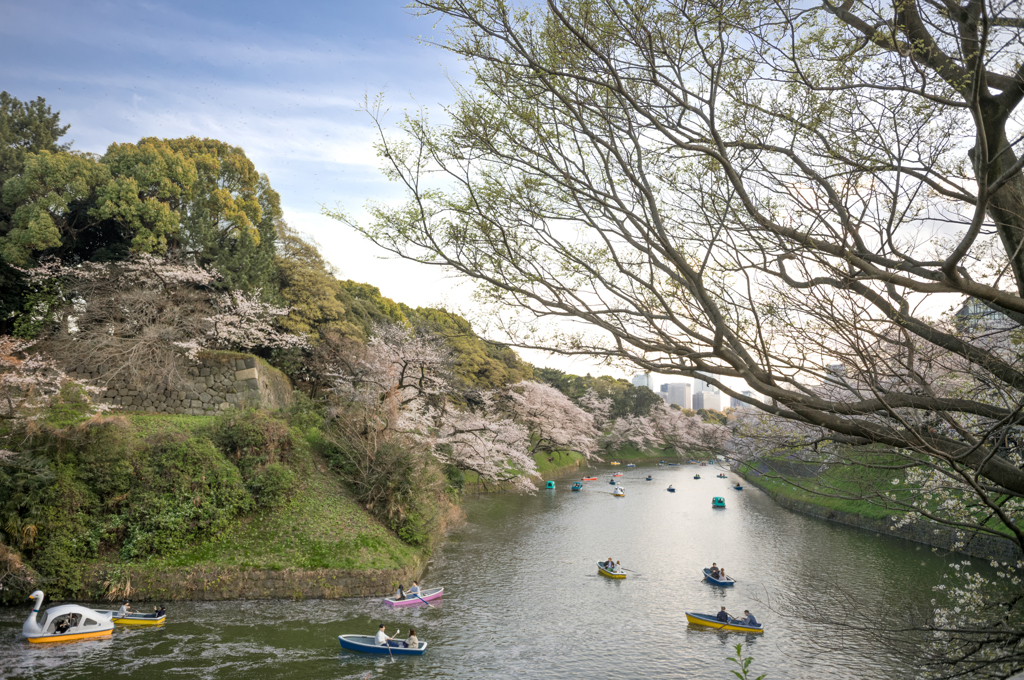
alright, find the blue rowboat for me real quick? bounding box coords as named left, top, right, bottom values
left=338, top=634, right=427, bottom=655
left=702, top=567, right=735, bottom=586
left=646, top=476, right=653, bottom=481
left=625, top=463, right=635, bottom=467
left=667, top=486, right=676, bottom=493
left=609, top=479, right=616, bottom=485
left=732, top=484, right=743, bottom=490
left=571, top=482, right=583, bottom=491
left=685, top=611, right=761, bottom=634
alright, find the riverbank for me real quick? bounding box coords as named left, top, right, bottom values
left=738, top=465, right=1021, bottom=562
left=0, top=409, right=439, bottom=604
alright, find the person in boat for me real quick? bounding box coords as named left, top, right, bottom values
left=117, top=600, right=131, bottom=617
left=719, top=567, right=727, bottom=580
left=408, top=581, right=421, bottom=598
left=395, top=584, right=406, bottom=601
left=404, top=628, right=419, bottom=648
left=717, top=606, right=730, bottom=622
left=738, top=610, right=758, bottom=627
left=668, top=485, right=674, bottom=490
left=603, top=557, right=614, bottom=571
left=709, top=563, right=720, bottom=579
left=55, top=616, right=72, bottom=634
left=376, top=623, right=395, bottom=646
left=154, top=605, right=166, bottom=617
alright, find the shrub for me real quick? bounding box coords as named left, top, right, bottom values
left=246, top=462, right=296, bottom=509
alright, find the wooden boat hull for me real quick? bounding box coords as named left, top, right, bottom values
left=685, top=612, right=762, bottom=634
left=597, top=563, right=626, bottom=579
left=383, top=587, right=443, bottom=607
left=94, top=610, right=166, bottom=625
left=702, top=568, right=735, bottom=586
left=338, top=634, right=427, bottom=655
left=27, top=628, right=113, bottom=643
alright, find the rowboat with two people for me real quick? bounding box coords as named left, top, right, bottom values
left=22, top=590, right=114, bottom=643
left=572, top=482, right=584, bottom=491
left=646, top=475, right=653, bottom=481
left=693, top=474, right=701, bottom=479
left=685, top=611, right=763, bottom=634
left=717, top=474, right=728, bottom=479
left=598, top=560, right=626, bottom=579
left=582, top=477, right=597, bottom=481
left=612, top=472, right=623, bottom=477
left=385, top=584, right=443, bottom=607
left=702, top=567, right=735, bottom=586
left=610, top=461, right=621, bottom=465
left=625, top=463, right=635, bottom=467
left=339, top=631, right=427, bottom=655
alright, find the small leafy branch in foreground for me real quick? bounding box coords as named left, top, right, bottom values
left=727, top=643, right=766, bottom=680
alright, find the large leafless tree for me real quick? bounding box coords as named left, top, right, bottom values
left=332, top=1, right=1024, bottom=673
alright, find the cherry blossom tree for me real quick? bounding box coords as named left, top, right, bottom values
left=21, top=254, right=306, bottom=388
left=500, top=381, right=600, bottom=459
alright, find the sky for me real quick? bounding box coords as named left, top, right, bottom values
left=0, top=0, right=717, bottom=390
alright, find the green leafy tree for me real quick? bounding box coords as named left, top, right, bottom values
left=274, top=223, right=356, bottom=339
left=158, top=137, right=281, bottom=293
left=336, top=280, right=407, bottom=340
left=0, top=93, right=70, bottom=202
left=404, top=306, right=533, bottom=388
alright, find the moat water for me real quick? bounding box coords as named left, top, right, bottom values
left=0, top=462, right=958, bottom=678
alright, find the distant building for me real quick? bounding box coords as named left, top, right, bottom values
left=662, top=383, right=692, bottom=409
left=730, top=391, right=759, bottom=408
left=826, top=363, right=846, bottom=377
left=631, top=373, right=654, bottom=390
left=693, top=390, right=722, bottom=411
left=693, top=376, right=720, bottom=394
left=954, top=299, right=1018, bottom=332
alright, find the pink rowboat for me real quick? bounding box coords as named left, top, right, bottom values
left=384, top=587, right=444, bottom=607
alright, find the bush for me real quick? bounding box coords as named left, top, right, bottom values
left=246, top=462, right=296, bottom=509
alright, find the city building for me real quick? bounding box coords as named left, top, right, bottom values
left=693, top=376, right=720, bottom=394
left=693, top=390, right=722, bottom=411
left=661, top=382, right=692, bottom=409
left=631, top=373, right=654, bottom=390
left=730, top=390, right=759, bottom=409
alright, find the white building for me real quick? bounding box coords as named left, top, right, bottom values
left=693, top=390, right=723, bottom=411
left=660, top=382, right=692, bottom=409
left=693, top=376, right=720, bottom=394
left=631, top=373, right=654, bottom=390
left=730, top=390, right=759, bottom=409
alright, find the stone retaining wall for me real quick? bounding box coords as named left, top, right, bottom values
left=87, top=561, right=426, bottom=602
left=739, top=471, right=1022, bottom=562
left=68, top=353, right=293, bottom=416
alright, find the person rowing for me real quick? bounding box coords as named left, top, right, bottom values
left=717, top=606, right=730, bottom=622
left=408, top=581, right=421, bottom=598
left=709, top=563, right=720, bottom=579
left=375, top=623, right=402, bottom=647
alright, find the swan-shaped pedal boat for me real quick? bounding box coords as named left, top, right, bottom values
left=613, top=486, right=625, bottom=497
left=22, top=590, right=114, bottom=643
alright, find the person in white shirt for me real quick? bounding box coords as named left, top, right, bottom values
left=408, top=581, right=421, bottom=597
left=375, top=624, right=391, bottom=646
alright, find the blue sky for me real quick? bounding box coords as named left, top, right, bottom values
left=0, top=0, right=672, bottom=382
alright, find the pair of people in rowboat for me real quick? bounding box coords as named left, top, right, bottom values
left=394, top=581, right=422, bottom=601
left=376, top=623, right=419, bottom=647
left=715, top=607, right=758, bottom=626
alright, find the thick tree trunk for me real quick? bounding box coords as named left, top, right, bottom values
left=975, top=106, right=1024, bottom=297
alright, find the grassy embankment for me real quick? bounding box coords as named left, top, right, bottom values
left=1, top=404, right=424, bottom=602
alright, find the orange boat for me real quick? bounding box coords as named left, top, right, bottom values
left=581, top=477, right=597, bottom=481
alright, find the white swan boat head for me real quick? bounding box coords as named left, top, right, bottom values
left=23, top=590, right=114, bottom=643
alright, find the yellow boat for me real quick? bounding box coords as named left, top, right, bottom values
left=94, top=609, right=167, bottom=626
left=685, top=611, right=763, bottom=634
left=597, top=562, right=626, bottom=579
left=610, top=461, right=621, bottom=465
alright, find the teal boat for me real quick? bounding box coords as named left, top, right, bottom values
left=712, top=496, right=725, bottom=508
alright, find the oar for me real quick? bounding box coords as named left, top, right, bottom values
left=386, top=629, right=395, bottom=660
left=413, top=592, right=435, bottom=609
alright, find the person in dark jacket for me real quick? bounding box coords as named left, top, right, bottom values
left=716, top=606, right=730, bottom=622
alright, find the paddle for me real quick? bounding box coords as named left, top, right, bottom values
left=385, top=628, right=395, bottom=660
left=412, top=592, right=434, bottom=609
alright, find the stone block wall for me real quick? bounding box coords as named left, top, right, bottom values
left=68, top=353, right=293, bottom=416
